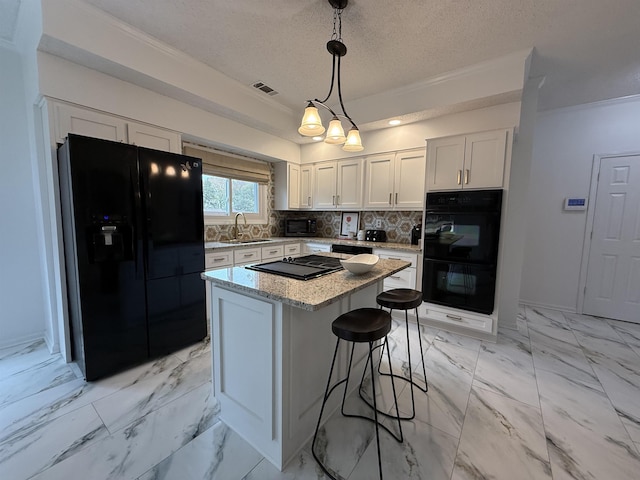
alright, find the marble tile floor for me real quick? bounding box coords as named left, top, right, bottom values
left=1, top=305, right=640, bottom=479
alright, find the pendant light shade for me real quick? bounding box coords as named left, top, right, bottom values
left=297, top=0, right=364, bottom=151
left=342, top=127, right=363, bottom=152
left=298, top=103, right=325, bottom=136
left=324, top=117, right=346, bottom=144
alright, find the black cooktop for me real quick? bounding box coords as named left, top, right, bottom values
left=245, top=254, right=344, bottom=280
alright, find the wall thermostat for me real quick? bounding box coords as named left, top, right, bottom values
left=563, top=197, right=588, bottom=211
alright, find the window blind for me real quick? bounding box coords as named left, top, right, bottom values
left=183, top=144, right=270, bottom=184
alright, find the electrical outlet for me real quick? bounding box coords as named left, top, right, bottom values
left=375, top=219, right=382, bottom=228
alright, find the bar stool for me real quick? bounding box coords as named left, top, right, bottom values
left=312, top=308, right=403, bottom=480
left=363, top=288, right=428, bottom=421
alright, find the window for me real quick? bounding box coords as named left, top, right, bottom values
left=202, top=174, right=267, bottom=224
left=184, top=144, right=271, bottom=225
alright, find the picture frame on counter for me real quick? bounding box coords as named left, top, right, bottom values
left=340, top=212, right=359, bottom=237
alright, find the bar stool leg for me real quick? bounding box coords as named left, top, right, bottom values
left=414, top=307, right=429, bottom=393
left=313, top=336, right=403, bottom=480
left=365, top=307, right=429, bottom=420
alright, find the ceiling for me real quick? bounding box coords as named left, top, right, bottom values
left=4, top=0, right=640, bottom=141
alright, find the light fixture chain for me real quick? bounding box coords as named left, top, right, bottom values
left=331, top=7, right=343, bottom=42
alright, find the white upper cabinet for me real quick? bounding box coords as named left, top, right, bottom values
left=426, top=129, right=508, bottom=191
left=127, top=121, right=181, bottom=154
left=313, top=162, right=337, bottom=209
left=54, top=102, right=127, bottom=143
left=364, top=149, right=425, bottom=210
left=274, top=162, right=301, bottom=210
left=299, top=165, right=313, bottom=209
left=393, top=149, right=426, bottom=210
left=53, top=101, right=181, bottom=153
left=313, top=159, right=363, bottom=209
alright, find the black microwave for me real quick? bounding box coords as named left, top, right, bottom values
left=284, top=218, right=317, bottom=237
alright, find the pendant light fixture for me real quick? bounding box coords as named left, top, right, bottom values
left=298, top=0, right=363, bottom=152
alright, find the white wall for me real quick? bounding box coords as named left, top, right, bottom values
left=520, top=95, right=640, bottom=311
left=0, top=43, right=47, bottom=348
left=301, top=102, right=521, bottom=162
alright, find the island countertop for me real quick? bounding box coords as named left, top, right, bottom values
left=201, top=256, right=410, bottom=311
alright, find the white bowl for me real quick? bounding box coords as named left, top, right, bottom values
left=340, top=254, right=379, bottom=275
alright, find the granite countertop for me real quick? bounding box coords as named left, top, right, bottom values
left=205, top=237, right=421, bottom=253
left=201, top=256, right=411, bottom=311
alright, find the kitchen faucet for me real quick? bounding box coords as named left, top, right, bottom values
left=233, top=212, right=247, bottom=240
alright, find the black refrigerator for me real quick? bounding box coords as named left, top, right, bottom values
left=58, top=134, right=207, bottom=381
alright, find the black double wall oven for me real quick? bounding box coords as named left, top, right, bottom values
left=422, top=189, right=503, bottom=315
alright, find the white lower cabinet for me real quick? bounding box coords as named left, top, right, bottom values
left=303, top=242, right=331, bottom=254
left=374, top=249, right=419, bottom=290
left=283, top=243, right=301, bottom=258
left=205, top=251, right=233, bottom=270
left=261, top=244, right=285, bottom=260
left=418, top=303, right=494, bottom=334
left=234, top=247, right=262, bottom=266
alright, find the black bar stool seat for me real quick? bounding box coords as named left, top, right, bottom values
left=363, top=288, right=428, bottom=422
left=312, top=307, right=403, bottom=480
left=376, top=288, right=423, bottom=311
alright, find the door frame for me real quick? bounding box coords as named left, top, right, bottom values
left=577, top=151, right=640, bottom=314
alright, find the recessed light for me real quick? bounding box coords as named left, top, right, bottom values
left=312, top=136, right=323, bottom=141
left=388, top=119, right=402, bottom=126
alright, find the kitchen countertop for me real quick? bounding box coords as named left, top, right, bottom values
left=205, top=236, right=421, bottom=253
left=201, top=255, right=410, bottom=311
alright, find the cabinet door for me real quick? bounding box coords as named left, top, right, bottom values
left=394, top=149, right=426, bottom=210
left=54, top=103, right=127, bottom=144
left=300, top=165, right=313, bottom=209
left=336, top=159, right=363, bottom=209
left=127, top=121, right=181, bottom=154
left=426, top=136, right=465, bottom=191
left=463, top=130, right=507, bottom=189
left=364, top=154, right=395, bottom=209
left=313, top=162, right=337, bottom=209
left=288, top=164, right=301, bottom=209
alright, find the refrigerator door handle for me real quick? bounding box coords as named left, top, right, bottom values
left=130, top=166, right=140, bottom=276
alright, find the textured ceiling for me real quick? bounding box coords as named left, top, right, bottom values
left=3, top=0, right=640, bottom=135
left=79, top=0, right=640, bottom=113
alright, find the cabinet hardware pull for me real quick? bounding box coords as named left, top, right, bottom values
left=332, top=195, right=336, bottom=205
left=213, top=258, right=224, bottom=262
left=446, top=314, right=463, bottom=321
left=395, top=193, right=398, bottom=204
left=308, top=196, right=311, bottom=206
left=390, top=275, right=400, bottom=279
left=464, top=169, right=470, bottom=184
left=269, top=250, right=278, bottom=254
left=337, top=195, right=340, bottom=205
left=389, top=193, right=392, bottom=205
left=457, top=170, right=462, bottom=185
left=389, top=257, right=401, bottom=260
left=243, top=253, right=253, bottom=257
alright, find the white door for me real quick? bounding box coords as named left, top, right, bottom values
left=425, top=136, right=465, bottom=191
left=464, top=130, right=506, bottom=189
left=584, top=154, right=640, bottom=323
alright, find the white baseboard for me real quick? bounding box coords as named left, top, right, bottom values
left=43, top=330, right=61, bottom=355
left=0, top=332, right=45, bottom=351
left=518, top=300, right=577, bottom=314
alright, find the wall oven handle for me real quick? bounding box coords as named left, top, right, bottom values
left=446, top=314, right=463, bottom=322
left=464, top=169, right=470, bottom=185
left=457, top=170, right=462, bottom=185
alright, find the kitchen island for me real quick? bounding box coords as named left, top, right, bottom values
left=201, top=255, right=410, bottom=470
